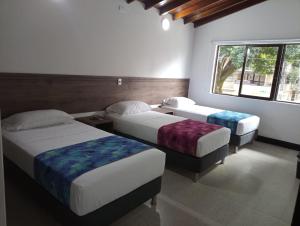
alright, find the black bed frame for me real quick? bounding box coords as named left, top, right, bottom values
left=230, top=129, right=258, bottom=152
left=4, top=158, right=162, bottom=226
left=115, top=132, right=228, bottom=181
left=292, top=184, right=300, bottom=226
left=162, top=144, right=228, bottom=172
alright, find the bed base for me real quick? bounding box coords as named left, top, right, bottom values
left=115, top=131, right=228, bottom=181
left=230, top=130, right=258, bottom=152
left=4, top=158, right=162, bottom=226
left=292, top=184, right=300, bottom=226
left=161, top=144, right=228, bottom=173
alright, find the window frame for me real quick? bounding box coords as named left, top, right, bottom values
left=212, top=42, right=300, bottom=104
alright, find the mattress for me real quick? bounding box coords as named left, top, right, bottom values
left=162, top=105, right=260, bottom=136
left=2, top=121, right=165, bottom=216
left=106, top=111, right=230, bottom=158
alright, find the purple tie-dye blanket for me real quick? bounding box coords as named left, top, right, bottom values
left=157, top=119, right=223, bottom=156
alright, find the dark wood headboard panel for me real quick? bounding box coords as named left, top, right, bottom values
left=0, top=73, right=189, bottom=118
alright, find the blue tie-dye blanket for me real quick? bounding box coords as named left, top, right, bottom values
left=207, top=111, right=252, bottom=134
left=34, top=135, right=152, bottom=207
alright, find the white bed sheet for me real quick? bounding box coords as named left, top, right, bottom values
left=2, top=121, right=165, bottom=216
left=106, top=111, right=230, bottom=158
left=162, top=105, right=260, bottom=136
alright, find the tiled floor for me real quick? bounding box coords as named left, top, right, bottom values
left=5, top=142, right=299, bottom=226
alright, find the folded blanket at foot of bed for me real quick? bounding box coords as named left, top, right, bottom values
left=207, top=111, right=252, bottom=134
left=34, top=135, right=153, bottom=207
left=157, top=119, right=223, bottom=156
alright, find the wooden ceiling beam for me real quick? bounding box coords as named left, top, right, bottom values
left=193, top=0, right=267, bottom=27
left=143, top=0, right=166, bottom=10
left=174, top=0, right=220, bottom=20
left=158, top=0, right=191, bottom=15
left=184, top=0, right=246, bottom=24
left=126, top=0, right=267, bottom=28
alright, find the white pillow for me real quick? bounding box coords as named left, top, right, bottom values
left=162, top=97, right=196, bottom=108
left=106, top=101, right=151, bottom=115
left=2, top=109, right=74, bottom=131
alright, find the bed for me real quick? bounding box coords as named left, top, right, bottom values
left=292, top=184, right=300, bottom=226
left=105, top=101, right=231, bottom=181
left=161, top=97, right=260, bottom=152
left=2, top=110, right=165, bottom=226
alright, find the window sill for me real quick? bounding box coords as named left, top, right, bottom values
left=210, top=92, right=300, bottom=106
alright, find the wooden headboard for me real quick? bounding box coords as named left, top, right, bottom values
left=0, top=73, right=189, bottom=118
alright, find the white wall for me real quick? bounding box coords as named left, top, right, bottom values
left=0, top=0, right=194, bottom=78
left=189, top=0, right=300, bottom=144
left=0, top=117, right=6, bottom=226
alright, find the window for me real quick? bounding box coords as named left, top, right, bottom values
left=213, top=43, right=300, bottom=104
left=214, top=46, right=245, bottom=96
left=277, top=44, right=300, bottom=103
left=240, top=46, right=280, bottom=99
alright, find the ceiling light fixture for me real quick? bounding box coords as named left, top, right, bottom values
left=162, top=17, right=170, bottom=31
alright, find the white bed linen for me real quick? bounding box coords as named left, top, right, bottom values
left=2, top=121, right=165, bottom=216
left=106, top=111, right=230, bottom=158
left=162, top=105, right=260, bottom=136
